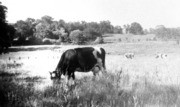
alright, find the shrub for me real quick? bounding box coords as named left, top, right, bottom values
left=69, top=30, right=85, bottom=44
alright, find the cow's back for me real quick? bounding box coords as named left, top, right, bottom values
left=75, top=47, right=97, bottom=71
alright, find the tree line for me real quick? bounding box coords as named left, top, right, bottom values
left=148, top=25, right=180, bottom=40
left=0, top=2, right=145, bottom=48
left=3, top=1, right=180, bottom=52
left=13, top=16, right=116, bottom=45
left=12, top=16, right=145, bottom=45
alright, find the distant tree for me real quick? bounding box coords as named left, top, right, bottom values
left=99, top=20, right=113, bottom=34
left=58, top=19, right=66, bottom=28
left=83, top=27, right=102, bottom=41
left=34, top=15, right=54, bottom=39
left=129, top=22, right=143, bottom=35
left=41, top=15, right=53, bottom=25
left=143, top=29, right=149, bottom=34
left=14, top=20, right=32, bottom=41
left=113, top=26, right=122, bottom=34
left=123, top=24, right=130, bottom=34
left=152, top=26, right=180, bottom=40
left=65, top=21, right=85, bottom=33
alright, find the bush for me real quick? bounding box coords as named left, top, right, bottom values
left=69, top=30, right=85, bottom=44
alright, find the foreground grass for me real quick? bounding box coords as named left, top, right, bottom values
left=1, top=68, right=180, bottom=107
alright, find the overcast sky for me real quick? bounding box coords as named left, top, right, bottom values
left=1, top=0, right=180, bottom=29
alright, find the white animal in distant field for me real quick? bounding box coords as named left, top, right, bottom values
left=155, top=53, right=167, bottom=59
left=124, top=52, right=134, bottom=59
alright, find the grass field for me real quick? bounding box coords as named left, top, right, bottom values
left=1, top=34, right=180, bottom=106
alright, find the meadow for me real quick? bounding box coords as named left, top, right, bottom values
left=1, top=34, right=180, bottom=107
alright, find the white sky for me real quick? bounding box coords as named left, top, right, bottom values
left=1, top=0, right=180, bottom=29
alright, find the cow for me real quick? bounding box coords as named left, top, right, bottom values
left=124, top=52, right=134, bottom=59
left=155, top=53, right=167, bottom=59
left=50, top=47, right=106, bottom=80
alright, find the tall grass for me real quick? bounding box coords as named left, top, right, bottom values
left=1, top=63, right=180, bottom=107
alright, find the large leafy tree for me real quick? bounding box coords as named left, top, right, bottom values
left=35, top=15, right=54, bottom=39
left=14, top=20, right=31, bottom=40
left=0, top=2, right=15, bottom=53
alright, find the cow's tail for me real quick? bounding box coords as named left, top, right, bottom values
left=100, top=48, right=106, bottom=70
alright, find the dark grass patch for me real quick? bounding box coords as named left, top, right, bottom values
left=0, top=71, right=42, bottom=107
left=0, top=71, right=21, bottom=77
left=6, top=63, right=23, bottom=69
left=0, top=62, right=23, bottom=70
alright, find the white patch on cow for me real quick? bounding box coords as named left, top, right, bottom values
left=161, top=54, right=167, bottom=58
left=93, top=47, right=102, bottom=54
left=93, top=50, right=98, bottom=59
left=92, top=50, right=103, bottom=72
left=51, top=73, right=56, bottom=77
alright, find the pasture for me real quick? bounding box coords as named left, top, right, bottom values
left=1, top=34, right=180, bottom=106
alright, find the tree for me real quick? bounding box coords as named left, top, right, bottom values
left=99, top=20, right=113, bottom=34
left=41, top=15, right=53, bottom=25
left=35, top=15, right=54, bottom=39
left=123, top=24, right=130, bottom=34
left=113, top=26, right=122, bottom=34
left=58, top=19, right=66, bottom=28
left=83, top=27, right=102, bottom=41
left=14, top=20, right=30, bottom=40
left=0, top=2, right=15, bottom=52
left=129, top=22, right=143, bottom=35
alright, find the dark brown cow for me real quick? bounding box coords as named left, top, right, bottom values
left=50, top=47, right=106, bottom=80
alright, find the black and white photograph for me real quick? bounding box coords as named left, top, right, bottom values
left=0, top=0, right=180, bottom=106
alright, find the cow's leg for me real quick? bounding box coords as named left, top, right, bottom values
left=91, top=64, right=99, bottom=76
left=97, top=59, right=105, bottom=73
left=67, top=67, right=76, bottom=80
left=71, top=72, right=75, bottom=80
left=67, top=72, right=75, bottom=80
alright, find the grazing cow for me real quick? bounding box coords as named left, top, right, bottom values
left=124, top=52, right=134, bottom=59
left=50, top=47, right=106, bottom=80
left=155, top=53, right=167, bottom=59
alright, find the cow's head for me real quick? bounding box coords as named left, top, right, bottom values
left=49, top=70, right=60, bottom=80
